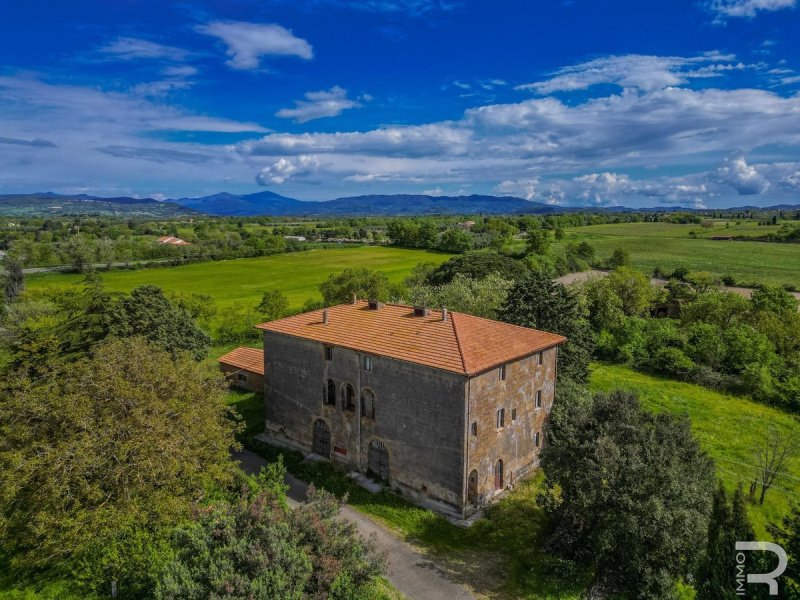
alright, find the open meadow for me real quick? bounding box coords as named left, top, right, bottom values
left=25, top=246, right=453, bottom=311
left=559, top=221, right=800, bottom=288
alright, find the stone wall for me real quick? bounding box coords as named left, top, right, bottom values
left=263, top=330, right=469, bottom=508
left=465, top=346, right=559, bottom=511
left=219, top=364, right=264, bottom=394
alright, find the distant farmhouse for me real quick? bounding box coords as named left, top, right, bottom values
left=156, top=235, right=191, bottom=246
left=222, top=299, right=564, bottom=517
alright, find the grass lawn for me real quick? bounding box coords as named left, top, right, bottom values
left=590, top=364, right=800, bottom=536
left=25, top=246, right=453, bottom=312
left=557, top=222, right=800, bottom=288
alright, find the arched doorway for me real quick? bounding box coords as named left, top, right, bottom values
left=468, top=470, right=479, bottom=505
left=494, top=459, right=504, bottom=491
left=368, top=440, right=389, bottom=481
left=312, top=419, right=331, bottom=457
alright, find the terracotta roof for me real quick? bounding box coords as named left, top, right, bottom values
left=256, top=301, right=565, bottom=376
left=218, top=347, right=264, bottom=375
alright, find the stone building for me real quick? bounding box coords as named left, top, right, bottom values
left=219, top=346, right=264, bottom=393
left=257, top=300, right=565, bottom=517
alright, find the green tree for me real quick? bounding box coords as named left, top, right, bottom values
left=63, top=235, right=95, bottom=273
left=110, top=285, right=211, bottom=360
left=408, top=273, right=512, bottom=319
left=1, top=253, right=25, bottom=302
left=584, top=277, right=625, bottom=332
left=541, top=389, right=715, bottom=599
left=319, top=268, right=392, bottom=306
left=256, top=289, right=290, bottom=321
left=499, top=270, right=594, bottom=383
left=525, top=227, right=551, bottom=255
left=605, top=267, right=655, bottom=316
left=768, top=503, right=800, bottom=597
left=438, top=228, right=473, bottom=253
left=156, top=463, right=383, bottom=600
left=0, top=337, right=240, bottom=571
left=425, top=250, right=527, bottom=285
left=607, top=248, right=630, bottom=268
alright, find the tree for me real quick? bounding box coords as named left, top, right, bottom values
left=541, top=390, right=715, bottom=598
left=257, top=289, right=290, bottom=321
left=0, top=337, right=240, bottom=570
left=768, top=503, right=800, bottom=597
left=605, top=267, right=655, bottom=316
left=751, top=285, right=800, bottom=314
left=319, top=268, right=392, bottom=306
left=438, top=228, right=473, bottom=253
left=156, top=463, right=383, bottom=600
left=408, top=273, right=512, bottom=319
left=755, top=424, right=798, bottom=505
left=425, top=250, right=527, bottom=286
left=607, top=248, right=630, bottom=268
left=63, top=235, right=95, bottom=273
left=584, top=277, right=625, bottom=331
left=525, top=227, right=551, bottom=255
left=499, top=270, right=594, bottom=382
left=1, top=253, right=25, bottom=302
left=110, top=285, right=211, bottom=360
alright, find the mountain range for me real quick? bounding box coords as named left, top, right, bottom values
left=0, top=191, right=797, bottom=217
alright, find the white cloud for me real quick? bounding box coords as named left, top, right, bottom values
left=275, top=86, right=362, bottom=123
left=494, top=178, right=539, bottom=200
left=714, top=154, right=771, bottom=194
left=516, top=53, right=746, bottom=94
left=708, top=0, right=796, bottom=19
left=196, top=21, right=313, bottom=70
left=97, top=37, right=190, bottom=62
left=256, top=155, right=322, bottom=184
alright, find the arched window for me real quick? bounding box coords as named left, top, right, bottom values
left=325, top=379, right=337, bottom=406
left=343, top=383, right=356, bottom=411
left=494, top=459, right=504, bottom=491
left=468, top=469, right=479, bottom=505
left=361, top=388, right=375, bottom=419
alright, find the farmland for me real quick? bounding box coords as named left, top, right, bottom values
left=25, top=246, right=453, bottom=311
left=559, top=220, right=800, bottom=288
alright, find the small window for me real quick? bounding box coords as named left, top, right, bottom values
left=471, top=421, right=478, bottom=436
left=237, top=373, right=247, bottom=382
left=511, top=408, right=517, bottom=421
left=534, top=430, right=541, bottom=447
left=535, top=390, right=543, bottom=409
left=499, top=364, right=506, bottom=380
left=324, top=346, right=333, bottom=361
left=364, top=355, right=373, bottom=371
left=325, top=379, right=336, bottom=406
left=535, top=351, right=544, bottom=365
left=344, top=384, right=356, bottom=411
left=496, top=408, right=505, bottom=429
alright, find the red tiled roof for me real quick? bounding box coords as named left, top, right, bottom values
left=256, top=301, right=565, bottom=376
left=218, top=347, right=264, bottom=375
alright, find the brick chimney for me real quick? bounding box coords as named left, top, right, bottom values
left=441, top=306, right=448, bottom=321
left=322, top=309, right=329, bottom=324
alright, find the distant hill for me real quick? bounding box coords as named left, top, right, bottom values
left=170, top=191, right=556, bottom=216
left=0, top=193, right=196, bottom=217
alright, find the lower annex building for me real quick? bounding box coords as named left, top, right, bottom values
left=223, top=298, right=565, bottom=517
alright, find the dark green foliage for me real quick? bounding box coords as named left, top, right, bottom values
left=256, top=289, right=290, bottom=321
left=525, top=227, right=551, bottom=255
left=319, top=268, right=392, bottom=305
left=541, top=389, right=715, bottom=599
left=437, top=228, right=473, bottom=253
left=499, top=270, right=594, bottom=383
left=768, top=504, right=800, bottom=597
left=425, top=250, right=527, bottom=285
left=110, top=284, right=211, bottom=360
left=155, top=463, right=383, bottom=600
left=1, top=253, right=25, bottom=302
left=607, top=248, right=631, bottom=268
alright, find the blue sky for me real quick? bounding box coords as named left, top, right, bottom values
left=1, top=0, right=799, bottom=207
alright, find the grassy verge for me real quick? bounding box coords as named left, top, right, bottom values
left=589, top=364, right=800, bottom=537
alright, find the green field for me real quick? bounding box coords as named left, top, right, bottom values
left=26, top=246, right=453, bottom=310
left=557, top=221, right=800, bottom=287
left=590, top=364, right=800, bottom=536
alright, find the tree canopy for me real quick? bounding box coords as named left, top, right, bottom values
left=319, top=268, right=393, bottom=306
left=425, top=250, right=527, bottom=286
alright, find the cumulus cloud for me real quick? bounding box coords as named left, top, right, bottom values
left=708, top=0, right=796, bottom=19
left=196, top=21, right=313, bottom=70
left=714, top=154, right=771, bottom=194
left=516, top=53, right=745, bottom=94
left=275, top=86, right=362, bottom=123
left=256, top=155, right=322, bottom=184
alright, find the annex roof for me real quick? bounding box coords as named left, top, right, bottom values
left=218, top=347, right=264, bottom=375
left=256, top=301, right=565, bottom=376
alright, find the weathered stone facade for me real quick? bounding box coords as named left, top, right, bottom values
left=262, top=323, right=561, bottom=516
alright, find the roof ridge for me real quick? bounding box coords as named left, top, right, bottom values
left=449, top=311, right=469, bottom=375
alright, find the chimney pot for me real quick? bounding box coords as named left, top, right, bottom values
left=441, top=306, right=448, bottom=321
left=322, top=309, right=329, bottom=324
left=352, top=292, right=357, bottom=304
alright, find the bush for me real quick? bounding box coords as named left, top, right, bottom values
left=650, top=347, right=695, bottom=380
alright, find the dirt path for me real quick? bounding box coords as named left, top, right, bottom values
left=234, top=449, right=475, bottom=600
